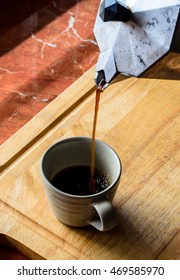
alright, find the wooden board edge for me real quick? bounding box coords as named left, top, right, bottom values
left=0, top=65, right=96, bottom=172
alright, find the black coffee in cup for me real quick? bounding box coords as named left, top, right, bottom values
left=51, top=165, right=110, bottom=196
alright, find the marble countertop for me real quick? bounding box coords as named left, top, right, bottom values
left=0, top=0, right=99, bottom=145
left=0, top=0, right=100, bottom=259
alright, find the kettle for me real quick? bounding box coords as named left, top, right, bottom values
left=94, top=0, right=180, bottom=89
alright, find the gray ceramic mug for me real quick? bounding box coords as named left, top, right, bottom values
left=40, top=137, right=121, bottom=231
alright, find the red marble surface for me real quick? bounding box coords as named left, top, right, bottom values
left=0, top=0, right=100, bottom=145
left=0, top=0, right=100, bottom=259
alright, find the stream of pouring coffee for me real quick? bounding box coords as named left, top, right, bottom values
left=89, top=84, right=104, bottom=193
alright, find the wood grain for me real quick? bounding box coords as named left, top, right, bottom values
left=0, top=53, right=179, bottom=260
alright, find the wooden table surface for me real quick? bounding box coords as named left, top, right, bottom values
left=0, top=53, right=179, bottom=260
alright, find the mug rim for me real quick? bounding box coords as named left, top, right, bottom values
left=40, top=136, right=122, bottom=199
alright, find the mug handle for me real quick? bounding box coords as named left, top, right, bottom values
left=89, top=199, right=117, bottom=231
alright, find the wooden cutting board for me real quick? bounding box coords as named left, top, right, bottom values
left=0, top=53, right=180, bottom=260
